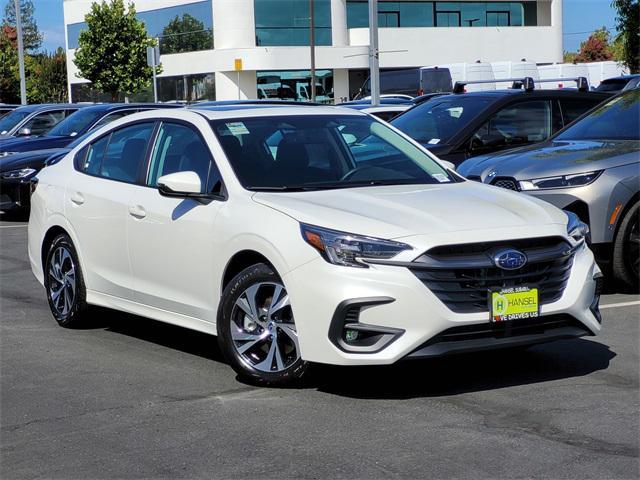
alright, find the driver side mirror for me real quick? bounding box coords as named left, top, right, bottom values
left=16, top=127, right=31, bottom=137
left=158, top=171, right=203, bottom=196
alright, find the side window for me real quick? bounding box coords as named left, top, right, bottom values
left=147, top=123, right=213, bottom=193
left=472, top=100, right=552, bottom=151
left=560, top=99, right=599, bottom=127
left=23, top=110, right=66, bottom=135
left=81, top=134, right=110, bottom=175
left=92, top=110, right=137, bottom=130
left=99, top=122, right=154, bottom=183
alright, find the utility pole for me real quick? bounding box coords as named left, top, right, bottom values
left=309, top=0, right=316, bottom=102
left=368, top=0, right=380, bottom=106
left=14, top=0, right=26, bottom=105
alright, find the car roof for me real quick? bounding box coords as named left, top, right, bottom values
left=11, top=103, right=88, bottom=113
left=186, top=105, right=365, bottom=120
left=76, top=103, right=182, bottom=113
left=601, top=74, right=640, bottom=81
left=419, top=89, right=609, bottom=102
left=340, top=98, right=414, bottom=106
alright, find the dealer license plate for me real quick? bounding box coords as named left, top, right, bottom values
left=490, top=286, right=539, bottom=322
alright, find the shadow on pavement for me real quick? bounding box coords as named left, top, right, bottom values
left=309, top=339, right=615, bottom=399
left=79, top=307, right=614, bottom=398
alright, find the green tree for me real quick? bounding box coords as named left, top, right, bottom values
left=26, top=48, right=68, bottom=103
left=611, top=0, right=640, bottom=72
left=159, top=13, right=212, bottom=54
left=3, top=0, right=42, bottom=53
left=0, top=24, right=19, bottom=103
left=73, top=0, right=159, bottom=101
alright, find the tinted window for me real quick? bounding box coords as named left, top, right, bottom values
left=47, top=109, right=102, bottom=137
left=472, top=100, right=551, bottom=149
left=420, top=68, right=453, bottom=93
left=254, top=0, right=331, bottom=46
left=147, top=123, right=214, bottom=193
left=0, top=109, right=30, bottom=134
left=556, top=90, right=640, bottom=141
left=380, top=70, right=420, bottom=95
left=391, top=95, right=492, bottom=145
left=212, top=115, right=453, bottom=190
left=560, top=98, right=600, bottom=126
left=80, top=134, right=110, bottom=175
left=99, top=123, right=154, bottom=183
left=22, top=110, right=67, bottom=135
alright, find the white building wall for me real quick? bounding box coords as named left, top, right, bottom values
left=63, top=0, right=564, bottom=101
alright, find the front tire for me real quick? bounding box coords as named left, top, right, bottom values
left=217, top=263, right=307, bottom=386
left=612, top=201, right=639, bottom=291
left=44, top=234, right=89, bottom=327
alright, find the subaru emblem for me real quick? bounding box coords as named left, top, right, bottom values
left=493, top=249, right=527, bottom=270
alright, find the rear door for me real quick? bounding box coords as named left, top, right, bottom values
left=65, top=121, right=155, bottom=300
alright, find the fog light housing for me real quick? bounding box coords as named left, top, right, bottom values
left=344, top=329, right=359, bottom=342
left=590, top=272, right=603, bottom=324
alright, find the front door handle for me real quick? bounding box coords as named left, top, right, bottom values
left=128, top=205, right=146, bottom=219
left=70, top=192, right=84, bottom=205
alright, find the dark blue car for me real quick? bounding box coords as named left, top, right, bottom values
left=0, top=103, right=181, bottom=155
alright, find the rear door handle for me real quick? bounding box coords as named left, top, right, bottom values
left=128, top=205, right=146, bottom=219
left=70, top=192, right=84, bottom=205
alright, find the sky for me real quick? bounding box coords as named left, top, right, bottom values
left=30, top=0, right=618, bottom=54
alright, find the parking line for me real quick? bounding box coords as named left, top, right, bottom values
left=600, top=301, right=640, bottom=309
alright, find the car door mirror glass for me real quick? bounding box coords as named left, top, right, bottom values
left=158, top=171, right=202, bottom=196
left=17, top=127, right=31, bottom=136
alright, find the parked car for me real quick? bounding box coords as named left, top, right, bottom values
left=0, top=104, right=19, bottom=118
left=0, top=104, right=85, bottom=141
left=340, top=97, right=413, bottom=121
left=29, top=106, right=602, bottom=385
left=457, top=89, right=639, bottom=289
left=595, top=75, right=640, bottom=94
left=0, top=103, right=181, bottom=156
left=356, top=67, right=453, bottom=99
left=391, top=83, right=610, bottom=166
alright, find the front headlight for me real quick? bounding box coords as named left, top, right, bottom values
left=519, top=171, right=602, bottom=191
left=566, top=211, right=590, bottom=244
left=1, top=168, right=37, bottom=179
left=300, top=223, right=412, bottom=268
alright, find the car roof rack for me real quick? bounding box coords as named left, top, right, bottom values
left=453, top=77, right=536, bottom=94
left=535, top=77, right=590, bottom=92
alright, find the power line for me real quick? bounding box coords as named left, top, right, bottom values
left=563, top=26, right=617, bottom=36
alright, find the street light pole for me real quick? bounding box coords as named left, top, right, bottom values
left=14, top=0, right=26, bottom=105
left=309, top=0, right=316, bottom=102
left=368, top=0, right=380, bottom=106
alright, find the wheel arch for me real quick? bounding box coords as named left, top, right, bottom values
left=221, top=250, right=277, bottom=295
left=613, top=191, right=639, bottom=242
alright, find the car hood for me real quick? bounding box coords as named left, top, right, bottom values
left=458, top=140, right=640, bottom=180
left=252, top=182, right=567, bottom=240
left=0, top=135, right=72, bottom=153
left=0, top=148, right=66, bottom=172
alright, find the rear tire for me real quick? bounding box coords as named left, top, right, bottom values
left=612, top=201, right=639, bottom=291
left=44, top=234, right=89, bottom=327
left=217, top=263, right=308, bottom=386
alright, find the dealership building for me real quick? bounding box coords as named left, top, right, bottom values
left=63, top=0, right=564, bottom=102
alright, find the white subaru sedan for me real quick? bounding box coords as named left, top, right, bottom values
left=28, top=106, right=603, bottom=385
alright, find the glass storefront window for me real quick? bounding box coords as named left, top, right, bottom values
left=254, top=0, right=332, bottom=46
left=67, top=0, right=213, bottom=54
left=347, top=1, right=535, bottom=28
left=257, top=70, right=334, bottom=104
left=70, top=73, right=215, bottom=104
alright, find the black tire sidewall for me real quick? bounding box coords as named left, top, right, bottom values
left=44, top=234, right=88, bottom=327
left=217, top=263, right=307, bottom=386
left=613, top=201, right=639, bottom=290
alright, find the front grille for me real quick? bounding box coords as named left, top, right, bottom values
left=410, top=237, right=574, bottom=314
left=492, top=177, right=518, bottom=191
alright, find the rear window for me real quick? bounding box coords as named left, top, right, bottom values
left=595, top=79, right=628, bottom=92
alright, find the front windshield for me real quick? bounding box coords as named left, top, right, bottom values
left=556, top=89, right=639, bottom=141
left=47, top=108, right=101, bottom=137
left=391, top=95, right=492, bottom=146
left=0, top=109, right=31, bottom=134
left=211, top=114, right=454, bottom=191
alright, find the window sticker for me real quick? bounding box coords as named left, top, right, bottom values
left=433, top=173, right=450, bottom=183
left=225, top=122, right=250, bottom=135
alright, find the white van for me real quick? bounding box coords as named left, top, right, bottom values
left=437, top=62, right=496, bottom=92
left=491, top=60, right=540, bottom=89
left=582, top=61, right=628, bottom=89
left=538, top=63, right=591, bottom=89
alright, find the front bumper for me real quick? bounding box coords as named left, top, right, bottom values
left=284, top=242, right=601, bottom=366
left=0, top=178, right=31, bottom=211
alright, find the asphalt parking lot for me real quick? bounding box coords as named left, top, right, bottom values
left=1, top=218, right=638, bottom=480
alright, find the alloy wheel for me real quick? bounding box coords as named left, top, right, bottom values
left=230, top=281, right=300, bottom=373
left=626, top=216, right=639, bottom=278
left=48, top=246, right=76, bottom=316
